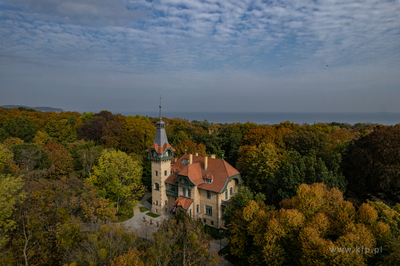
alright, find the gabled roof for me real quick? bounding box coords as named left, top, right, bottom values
left=165, top=154, right=241, bottom=193
left=146, top=143, right=176, bottom=153
left=173, top=197, right=193, bottom=210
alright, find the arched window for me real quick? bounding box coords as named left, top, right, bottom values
left=155, top=183, right=159, bottom=191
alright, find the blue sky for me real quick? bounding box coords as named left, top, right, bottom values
left=1, top=0, right=399, bottom=113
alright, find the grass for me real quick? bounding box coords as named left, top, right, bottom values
left=116, top=211, right=134, bottom=222
left=146, top=212, right=160, bottom=218
left=204, top=224, right=227, bottom=240
left=140, top=206, right=149, bottom=213
left=146, top=197, right=152, bottom=205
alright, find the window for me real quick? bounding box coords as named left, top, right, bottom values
left=156, top=200, right=158, bottom=206
left=165, top=200, right=167, bottom=206
left=182, top=187, right=186, bottom=197
left=155, top=170, right=158, bottom=177
left=156, top=209, right=158, bottom=213
left=203, top=219, right=206, bottom=223
left=155, top=183, right=159, bottom=191
left=211, top=221, right=214, bottom=226
left=196, top=204, right=199, bottom=213
left=188, top=189, right=191, bottom=198
left=164, top=170, right=168, bottom=176
left=190, top=209, right=192, bottom=216
left=205, top=205, right=212, bottom=216
left=230, top=187, right=232, bottom=196
left=206, top=191, right=211, bottom=199
left=225, top=190, right=228, bottom=200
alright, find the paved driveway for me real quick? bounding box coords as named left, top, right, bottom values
left=122, top=192, right=233, bottom=265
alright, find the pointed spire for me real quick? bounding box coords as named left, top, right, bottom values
left=159, top=95, right=162, bottom=120
left=153, top=96, right=169, bottom=147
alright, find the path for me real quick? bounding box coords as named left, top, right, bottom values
left=122, top=192, right=233, bottom=265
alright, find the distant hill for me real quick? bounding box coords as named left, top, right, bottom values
left=1, top=105, right=64, bottom=112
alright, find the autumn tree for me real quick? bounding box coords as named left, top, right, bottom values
left=88, top=150, right=145, bottom=213
left=175, top=139, right=207, bottom=158
left=44, top=142, right=74, bottom=178
left=228, top=183, right=400, bottom=265
left=63, top=224, right=137, bottom=266
left=0, top=173, right=25, bottom=263
left=7, top=176, right=115, bottom=266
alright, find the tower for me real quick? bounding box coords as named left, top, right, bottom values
left=146, top=97, right=175, bottom=215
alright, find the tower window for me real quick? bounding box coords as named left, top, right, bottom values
left=164, top=170, right=168, bottom=176
left=230, top=187, right=233, bottom=196
left=225, top=190, right=228, bottom=200
left=155, top=171, right=158, bottom=177
left=197, top=204, right=199, bottom=213
left=155, top=183, right=159, bottom=191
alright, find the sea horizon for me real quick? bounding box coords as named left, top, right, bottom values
left=117, top=111, right=400, bottom=126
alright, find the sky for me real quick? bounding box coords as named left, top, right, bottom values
left=0, top=0, right=400, bottom=113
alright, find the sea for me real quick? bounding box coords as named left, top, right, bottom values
left=118, top=111, right=400, bottom=126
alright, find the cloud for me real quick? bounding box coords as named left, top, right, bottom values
left=1, top=0, right=400, bottom=111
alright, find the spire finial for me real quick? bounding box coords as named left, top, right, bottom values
left=159, top=95, right=161, bottom=120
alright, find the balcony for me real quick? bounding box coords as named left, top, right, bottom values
left=166, top=189, right=178, bottom=197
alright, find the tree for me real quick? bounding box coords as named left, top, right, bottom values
left=218, top=125, right=242, bottom=166
left=0, top=117, right=39, bottom=143
left=275, top=150, right=347, bottom=202
left=0, top=173, right=25, bottom=259
left=44, top=142, right=74, bottom=179
left=63, top=224, right=137, bottom=266
left=88, top=150, right=145, bottom=213
left=175, top=139, right=207, bottom=158
left=7, top=176, right=115, bottom=266
left=223, top=186, right=266, bottom=225
left=343, top=125, right=400, bottom=206
left=11, top=143, right=45, bottom=173
left=236, top=143, right=280, bottom=199
left=228, top=183, right=400, bottom=265
left=284, top=130, right=330, bottom=160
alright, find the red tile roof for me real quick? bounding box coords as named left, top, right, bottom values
left=173, top=197, right=193, bottom=210
left=165, top=154, right=240, bottom=193
left=146, top=143, right=176, bottom=153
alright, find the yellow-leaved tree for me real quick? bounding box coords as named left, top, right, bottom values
left=88, top=149, right=145, bottom=214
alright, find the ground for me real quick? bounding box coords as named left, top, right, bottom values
left=121, top=191, right=233, bottom=265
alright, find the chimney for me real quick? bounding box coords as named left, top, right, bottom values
left=204, top=156, right=208, bottom=170
left=195, top=152, right=198, bottom=156
left=211, top=154, right=216, bottom=159
left=189, top=154, right=193, bottom=165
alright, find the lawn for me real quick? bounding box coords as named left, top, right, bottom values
left=116, top=211, right=134, bottom=222
left=146, top=212, right=160, bottom=218
left=140, top=206, right=148, bottom=213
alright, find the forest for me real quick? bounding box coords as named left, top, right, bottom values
left=1, top=106, right=400, bottom=266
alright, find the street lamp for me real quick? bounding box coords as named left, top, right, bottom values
left=219, top=230, right=223, bottom=251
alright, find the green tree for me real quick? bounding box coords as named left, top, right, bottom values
left=275, top=150, right=347, bottom=202
left=88, top=150, right=145, bottom=213
left=343, top=125, right=400, bottom=206
left=236, top=143, right=280, bottom=199
left=0, top=173, right=25, bottom=259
